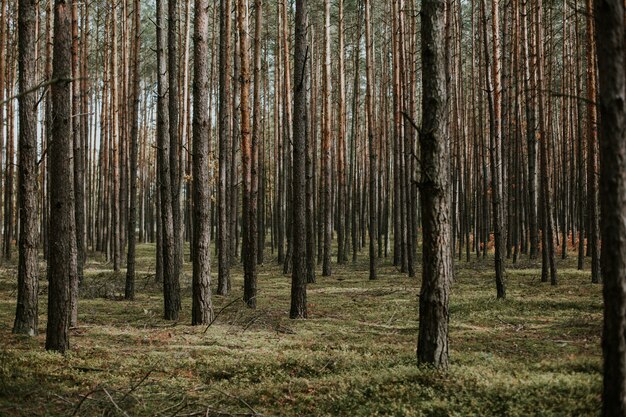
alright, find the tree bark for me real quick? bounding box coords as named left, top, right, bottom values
left=46, top=0, right=76, bottom=353
left=157, top=0, right=180, bottom=320
left=364, top=0, right=377, bottom=281
left=321, top=0, right=332, bottom=277
left=417, top=0, right=451, bottom=368
left=13, top=0, right=39, bottom=336
left=291, top=0, right=308, bottom=319
left=125, top=0, right=141, bottom=301
left=596, top=0, right=626, bottom=412
left=217, top=0, right=232, bottom=295
left=239, top=0, right=257, bottom=308
left=191, top=0, right=215, bottom=325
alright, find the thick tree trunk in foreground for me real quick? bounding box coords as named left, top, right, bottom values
left=191, top=0, right=214, bottom=324
left=13, top=0, right=39, bottom=336
left=417, top=0, right=451, bottom=368
left=595, top=0, right=626, bottom=414
left=46, top=0, right=76, bottom=353
left=291, top=0, right=308, bottom=319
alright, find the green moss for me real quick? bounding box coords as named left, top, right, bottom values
left=0, top=244, right=602, bottom=416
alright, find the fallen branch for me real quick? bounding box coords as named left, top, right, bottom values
left=120, top=369, right=153, bottom=403
left=72, top=386, right=102, bottom=416
left=203, top=298, right=243, bottom=333
left=102, top=387, right=130, bottom=417
left=212, top=388, right=261, bottom=416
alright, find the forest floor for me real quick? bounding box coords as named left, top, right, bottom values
left=0, top=244, right=602, bottom=416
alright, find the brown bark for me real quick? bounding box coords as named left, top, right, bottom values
left=417, top=0, right=451, bottom=368
left=13, top=0, right=39, bottom=336
left=364, top=0, right=377, bottom=281
left=239, top=0, right=256, bottom=308
left=191, top=0, right=214, bottom=325
left=46, top=0, right=76, bottom=353
left=125, top=0, right=141, bottom=300
left=291, top=0, right=308, bottom=319
left=217, top=0, right=232, bottom=295
left=157, top=0, right=180, bottom=320
left=322, top=0, right=332, bottom=277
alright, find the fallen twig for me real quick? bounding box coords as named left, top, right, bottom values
left=120, top=369, right=153, bottom=403
left=203, top=298, right=243, bottom=333
left=102, top=387, right=130, bottom=417
left=212, top=387, right=261, bottom=416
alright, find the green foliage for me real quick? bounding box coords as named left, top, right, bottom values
left=0, top=245, right=601, bottom=416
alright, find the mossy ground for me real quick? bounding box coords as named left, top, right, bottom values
left=0, top=244, right=602, bottom=416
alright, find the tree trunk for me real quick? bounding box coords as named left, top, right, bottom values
left=364, top=0, right=377, bottom=281
left=157, top=0, right=180, bottom=320
left=191, top=0, right=214, bottom=325
left=322, top=0, right=332, bottom=277
left=125, top=0, right=141, bottom=301
left=168, top=0, right=183, bottom=292
left=217, top=0, right=232, bottom=295
left=291, top=0, right=308, bottom=319
left=417, top=0, right=451, bottom=368
left=239, top=0, right=257, bottom=308
left=46, top=0, right=76, bottom=353
left=595, top=0, right=626, bottom=414
left=13, top=0, right=39, bottom=336
left=586, top=0, right=601, bottom=284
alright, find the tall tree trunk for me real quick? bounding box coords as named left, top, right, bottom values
left=417, top=0, right=451, bottom=368
left=72, top=0, right=85, bottom=283
left=481, top=0, right=506, bottom=298
left=321, top=0, right=332, bottom=277
left=239, top=0, right=257, bottom=308
left=217, top=0, right=232, bottom=295
left=13, top=0, right=39, bottom=336
left=364, top=0, right=377, bottom=281
left=168, top=0, right=183, bottom=291
left=157, top=0, right=180, bottom=320
left=337, top=0, right=347, bottom=265
left=586, top=0, right=601, bottom=284
left=537, top=0, right=557, bottom=285
left=46, top=0, right=76, bottom=353
left=291, top=0, right=308, bottom=319
left=125, top=0, right=141, bottom=301
left=595, top=0, right=626, bottom=413
left=191, top=0, right=214, bottom=325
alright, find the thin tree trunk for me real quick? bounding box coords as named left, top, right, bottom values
left=364, top=0, right=377, bottom=281
left=322, top=0, right=332, bottom=277
left=217, top=0, right=232, bottom=295
left=13, top=0, right=39, bottom=336
left=239, top=0, right=257, bottom=308
left=125, top=0, right=141, bottom=301
left=291, top=0, right=308, bottom=319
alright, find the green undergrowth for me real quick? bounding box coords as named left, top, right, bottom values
left=0, top=244, right=602, bottom=416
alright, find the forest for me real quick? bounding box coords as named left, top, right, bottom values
left=0, top=0, right=624, bottom=415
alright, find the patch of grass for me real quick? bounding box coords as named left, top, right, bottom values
left=0, top=244, right=602, bottom=416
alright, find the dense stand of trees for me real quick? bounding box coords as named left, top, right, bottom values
left=2, top=0, right=626, bottom=408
